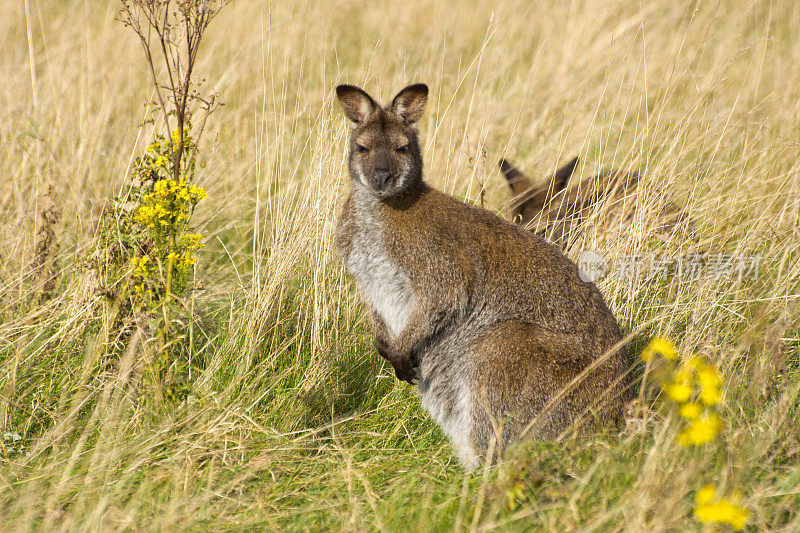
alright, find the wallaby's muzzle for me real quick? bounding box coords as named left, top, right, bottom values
left=370, top=169, right=393, bottom=192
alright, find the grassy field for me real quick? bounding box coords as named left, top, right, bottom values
left=2, top=0, right=799, bottom=530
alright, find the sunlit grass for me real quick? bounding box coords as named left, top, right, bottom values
left=1, top=0, right=799, bottom=530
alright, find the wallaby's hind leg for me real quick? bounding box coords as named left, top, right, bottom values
left=466, top=320, right=624, bottom=459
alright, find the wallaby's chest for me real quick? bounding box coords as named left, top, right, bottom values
left=337, top=198, right=416, bottom=337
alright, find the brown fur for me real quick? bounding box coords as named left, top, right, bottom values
left=335, top=84, right=631, bottom=465
left=500, top=157, right=688, bottom=247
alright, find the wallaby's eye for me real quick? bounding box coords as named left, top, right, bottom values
left=396, top=145, right=409, bottom=155
left=356, top=144, right=369, bottom=154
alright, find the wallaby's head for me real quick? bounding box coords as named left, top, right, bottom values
left=499, top=157, right=579, bottom=228
left=336, top=83, right=428, bottom=199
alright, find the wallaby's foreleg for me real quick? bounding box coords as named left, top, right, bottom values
left=368, top=307, right=417, bottom=383
left=388, top=300, right=462, bottom=382
left=374, top=335, right=417, bottom=384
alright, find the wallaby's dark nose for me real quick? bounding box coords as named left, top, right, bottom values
left=371, top=170, right=392, bottom=190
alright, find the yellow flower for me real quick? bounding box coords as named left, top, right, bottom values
left=698, top=365, right=722, bottom=388
left=683, top=355, right=704, bottom=371
left=695, top=485, right=716, bottom=505
left=137, top=264, right=149, bottom=274
left=698, top=365, right=723, bottom=406
left=679, top=402, right=703, bottom=420
left=663, top=367, right=693, bottom=402
left=672, top=368, right=693, bottom=385
left=154, top=179, right=172, bottom=195
left=641, top=337, right=678, bottom=362
left=134, top=206, right=150, bottom=224
left=678, top=413, right=722, bottom=446
left=664, top=381, right=693, bottom=403
left=188, top=185, right=208, bottom=201
left=694, top=486, right=749, bottom=530
left=130, top=255, right=151, bottom=275
left=700, top=384, right=721, bottom=406
left=182, top=233, right=205, bottom=250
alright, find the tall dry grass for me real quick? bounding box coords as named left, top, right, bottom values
left=1, top=0, right=799, bottom=530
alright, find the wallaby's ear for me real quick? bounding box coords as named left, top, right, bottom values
left=336, top=85, right=378, bottom=124
left=389, top=83, right=428, bottom=124
left=552, top=156, right=579, bottom=191
left=499, top=159, right=533, bottom=196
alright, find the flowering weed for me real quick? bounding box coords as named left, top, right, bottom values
left=694, top=485, right=750, bottom=530
left=91, top=127, right=208, bottom=402
left=642, top=338, right=750, bottom=530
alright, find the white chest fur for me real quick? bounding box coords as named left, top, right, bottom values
left=344, top=202, right=416, bottom=338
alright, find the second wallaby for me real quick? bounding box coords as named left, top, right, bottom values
left=500, top=157, right=688, bottom=248
left=334, top=83, right=631, bottom=467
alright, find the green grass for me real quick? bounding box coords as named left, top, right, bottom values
left=2, top=0, right=800, bottom=530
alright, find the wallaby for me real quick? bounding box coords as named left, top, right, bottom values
left=499, top=157, right=688, bottom=248
left=334, top=83, right=631, bottom=467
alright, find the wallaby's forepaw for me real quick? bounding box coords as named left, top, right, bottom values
left=393, top=364, right=417, bottom=384
left=374, top=337, right=417, bottom=384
